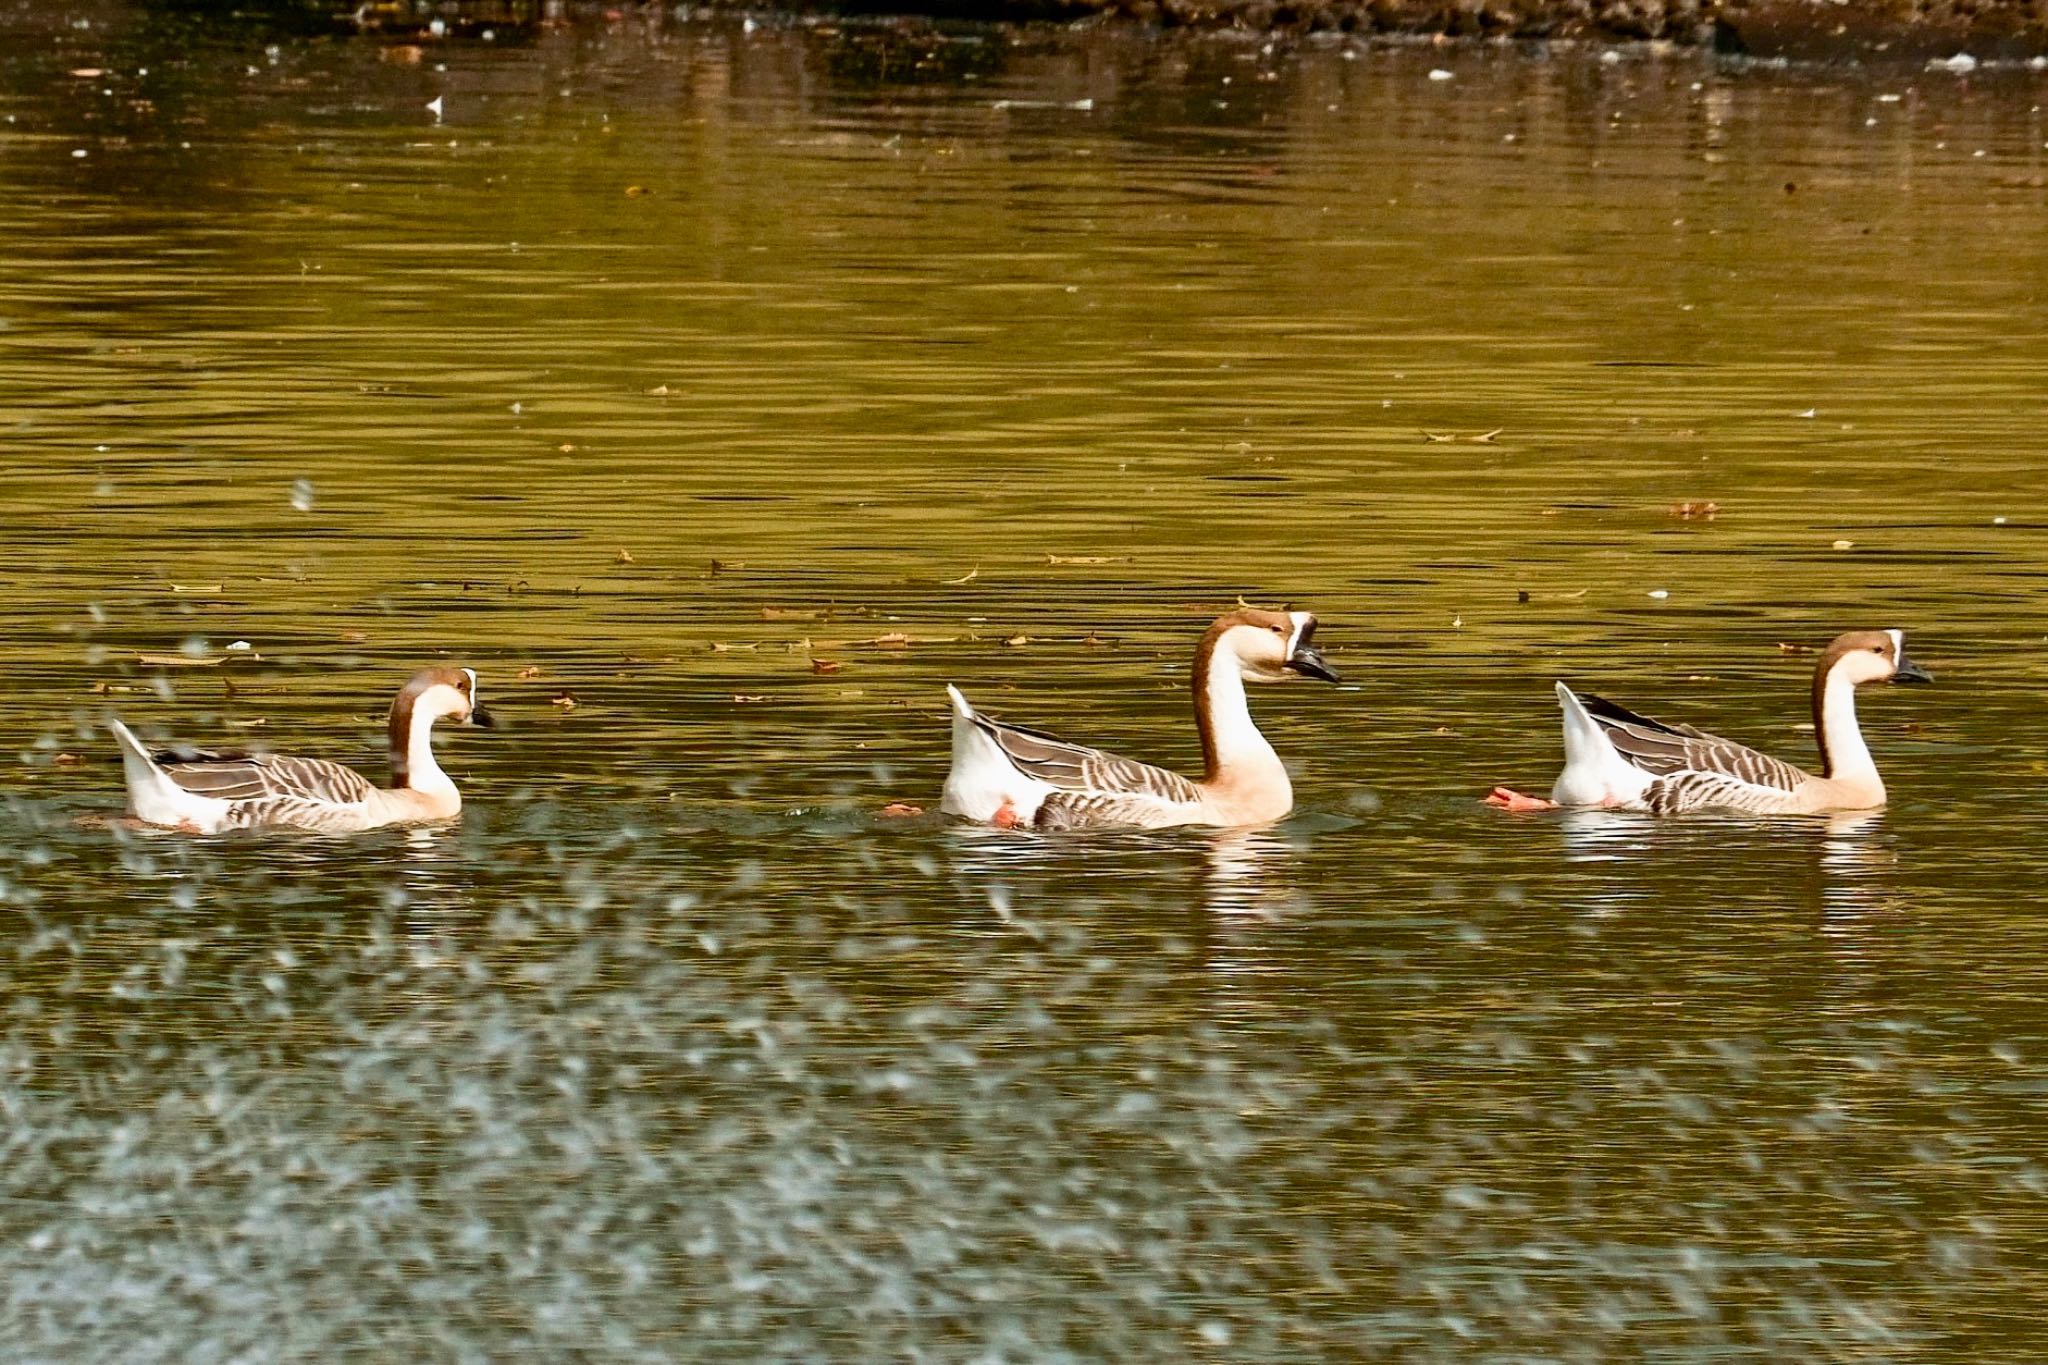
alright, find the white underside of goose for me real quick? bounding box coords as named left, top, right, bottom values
left=1551, top=683, right=1659, bottom=808
left=941, top=685, right=1059, bottom=826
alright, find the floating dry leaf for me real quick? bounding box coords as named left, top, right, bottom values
left=761, top=607, right=822, bottom=621
left=625, top=184, right=652, bottom=198
left=646, top=384, right=672, bottom=396
left=551, top=692, right=577, bottom=710
left=1005, top=635, right=1032, bottom=646
left=1422, top=431, right=1456, bottom=443
left=170, top=583, right=222, bottom=594
left=1832, top=539, right=1855, bottom=550
left=732, top=693, right=768, bottom=704
left=137, top=653, right=222, bottom=667
left=943, top=566, right=979, bottom=585
left=869, top=632, right=913, bottom=648
left=616, top=548, right=635, bottom=564
left=1471, top=428, right=1503, bottom=443
left=517, top=665, right=542, bottom=680
left=1044, top=554, right=1124, bottom=566
left=1670, top=501, right=1720, bottom=519
left=810, top=659, right=842, bottom=674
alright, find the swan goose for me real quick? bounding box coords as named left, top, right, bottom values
left=109, top=666, right=495, bottom=833
left=1492, top=629, right=1932, bottom=815
left=941, top=609, right=1341, bottom=830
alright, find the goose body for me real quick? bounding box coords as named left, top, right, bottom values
left=1546, top=630, right=1931, bottom=815
left=109, top=667, right=494, bottom=833
left=940, top=609, right=1341, bottom=831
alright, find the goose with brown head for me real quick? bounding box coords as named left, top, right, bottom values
left=941, top=608, right=1344, bottom=831
left=1526, top=629, right=1933, bottom=816
left=109, top=666, right=498, bottom=834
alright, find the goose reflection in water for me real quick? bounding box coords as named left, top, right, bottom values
left=1202, top=825, right=1306, bottom=920
left=1548, top=806, right=1901, bottom=919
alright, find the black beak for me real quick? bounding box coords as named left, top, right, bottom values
left=1892, top=655, right=1934, bottom=685
left=468, top=704, right=499, bottom=728
left=1286, top=635, right=1342, bottom=684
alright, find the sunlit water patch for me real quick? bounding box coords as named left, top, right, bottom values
left=2, top=5, right=2048, bottom=1358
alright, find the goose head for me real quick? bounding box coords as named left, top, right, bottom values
left=395, top=666, right=498, bottom=730
left=1820, top=629, right=1933, bottom=688
left=1206, top=609, right=1341, bottom=684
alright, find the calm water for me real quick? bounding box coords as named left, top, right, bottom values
left=3, top=4, right=2048, bottom=1357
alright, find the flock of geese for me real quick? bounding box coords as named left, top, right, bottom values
left=105, top=610, right=1934, bottom=835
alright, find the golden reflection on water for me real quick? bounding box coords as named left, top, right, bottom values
left=2, top=6, right=2048, bottom=1358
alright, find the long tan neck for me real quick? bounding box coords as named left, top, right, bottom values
left=1192, top=632, right=1285, bottom=796
left=387, top=696, right=455, bottom=803
left=1811, top=656, right=1880, bottom=794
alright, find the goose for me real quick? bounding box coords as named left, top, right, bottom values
left=108, top=666, right=495, bottom=833
left=1487, top=629, right=1932, bottom=815
left=941, top=609, right=1341, bottom=830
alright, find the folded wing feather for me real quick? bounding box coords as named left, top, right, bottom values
left=159, top=752, right=379, bottom=806
left=1578, top=692, right=1810, bottom=794
left=968, top=712, right=1202, bottom=806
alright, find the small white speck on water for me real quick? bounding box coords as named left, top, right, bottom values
left=1994, top=516, right=2009, bottom=525
left=71, top=148, right=87, bottom=158
left=1428, top=69, right=1453, bottom=82
left=1647, top=589, right=1670, bottom=600
left=289, top=478, right=315, bottom=512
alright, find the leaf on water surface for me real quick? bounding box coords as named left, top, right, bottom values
left=616, top=548, right=635, bottom=564
left=1471, top=429, right=1503, bottom=443
left=762, top=606, right=823, bottom=621
left=551, top=692, right=577, bottom=710
left=558, top=443, right=577, bottom=454
left=1005, top=635, right=1031, bottom=646
left=943, top=566, right=979, bottom=585
left=517, top=666, right=542, bottom=679
left=732, top=694, right=768, bottom=704
left=1044, top=554, right=1124, bottom=565
left=170, top=583, right=223, bottom=594
left=810, top=659, right=843, bottom=674
left=69, top=68, right=104, bottom=78
left=1422, top=431, right=1456, bottom=443
left=646, top=384, right=672, bottom=396
left=624, top=185, right=651, bottom=198
left=869, top=632, right=913, bottom=647
left=1832, top=539, right=1855, bottom=550
left=138, top=653, right=223, bottom=667
left=1778, top=642, right=1815, bottom=654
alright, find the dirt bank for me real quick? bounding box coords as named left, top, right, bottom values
left=886, top=0, right=2048, bottom=57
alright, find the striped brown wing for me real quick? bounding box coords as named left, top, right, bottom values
left=1580, top=693, right=1811, bottom=793
left=160, top=752, right=378, bottom=806
left=1036, top=791, right=1195, bottom=831
left=969, top=713, right=1202, bottom=805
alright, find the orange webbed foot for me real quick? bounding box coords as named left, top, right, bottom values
left=991, top=801, right=1023, bottom=830
left=1484, top=786, right=1558, bottom=813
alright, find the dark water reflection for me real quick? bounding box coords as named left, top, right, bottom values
left=4, top=3, right=2048, bottom=1357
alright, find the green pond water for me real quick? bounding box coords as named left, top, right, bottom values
left=3, top=4, right=2048, bottom=1357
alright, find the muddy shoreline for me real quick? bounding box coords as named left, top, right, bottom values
left=332, top=0, right=2048, bottom=60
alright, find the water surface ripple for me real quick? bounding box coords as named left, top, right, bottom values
left=2, top=9, right=2047, bottom=1359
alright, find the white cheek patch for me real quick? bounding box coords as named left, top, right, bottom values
left=464, top=668, right=480, bottom=708
left=1886, top=629, right=1903, bottom=657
